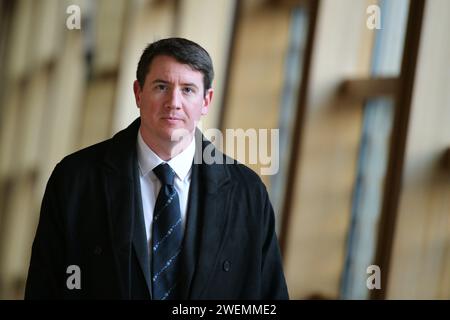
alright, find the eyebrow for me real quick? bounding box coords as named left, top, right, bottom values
left=152, top=79, right=199, bottom=89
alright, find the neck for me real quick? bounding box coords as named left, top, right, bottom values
left=140, top=128, right=194, bottom=161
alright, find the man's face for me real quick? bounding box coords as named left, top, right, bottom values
left=134, top=55, right=213, bottom=146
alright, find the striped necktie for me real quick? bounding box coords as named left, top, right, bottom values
left=152, top=163, right=182, bottom=300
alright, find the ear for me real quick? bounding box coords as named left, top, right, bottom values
left=201, top=88, right=214, bottom=115
left=133, top=80, right=142, bottom=108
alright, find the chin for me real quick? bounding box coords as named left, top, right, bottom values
left=161, top=127, right=192, bottom=143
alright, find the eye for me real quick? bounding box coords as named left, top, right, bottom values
left=182, top=87, right=195, bottom=94
left=155, top=84, right=167, bottom=91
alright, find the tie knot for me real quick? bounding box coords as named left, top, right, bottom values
left=153, top=163, right=175, bottom=185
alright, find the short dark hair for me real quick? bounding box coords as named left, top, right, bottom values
left=136, top=38, right=214, bottom=94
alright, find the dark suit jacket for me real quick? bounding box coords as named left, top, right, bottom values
left=25, top=118, right=289, bottom=299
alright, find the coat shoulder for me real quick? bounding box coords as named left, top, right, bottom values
left=223, top=161, right=268, bottom=202
left=57, top=139, right=111, bottom=173
left=55, top=119, right=139, bottom=177
left=228, top=162, right=265, bottom=188
left=210, top=146, right=268, bottom=194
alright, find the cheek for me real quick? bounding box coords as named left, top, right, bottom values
left=187, top=107, right=203, bottom=121
left=187, top=98, right=206, bottom=118
left=141, top=95, right=162, bottom=112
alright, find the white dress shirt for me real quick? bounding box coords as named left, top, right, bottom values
left=136, top=131, right=195, bottom=257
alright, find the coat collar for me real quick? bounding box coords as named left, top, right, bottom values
left=103, top=117, right=232, bottom=194
left=103, top=118, right=141, bottom=175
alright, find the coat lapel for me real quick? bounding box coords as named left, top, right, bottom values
left=178, top=160, right=200, bottom=299
left=102, top=118, right=150, bottom=299
left=186, top=133, right=235, bottom=299
left=131, top=162, right=152, bottom=296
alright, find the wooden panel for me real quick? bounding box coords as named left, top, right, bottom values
left=31, top=0, right=62, bottom=67
left=221, top=0, right=291, bottom=188
left=0, top=174, right=37, bottom=299
left=7, top=0, right=33, bottom=79
left=0, top=86, right=21, bottom=178
left=79, top=78, right=117, bottom=148
left=93, top=0, right=128, bottom=74
left=387, top=0, right=450, bottom=299
left=284, top=0, right=374, bottom=298
left=339, top=77, right=399, bottom=101
left=17, top=71, right=51, bottom=172
left=79, top=0, right=129, bottom=148
left=37, top=31, right=86, bottom=191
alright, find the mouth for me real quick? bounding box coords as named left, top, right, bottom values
left=161, top=116, right=183, bottom=123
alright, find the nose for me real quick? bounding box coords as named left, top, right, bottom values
left=166, top=87, right=182, bottom=110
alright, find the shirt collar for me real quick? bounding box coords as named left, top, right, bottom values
left=136, top=130, right=195, bottom=182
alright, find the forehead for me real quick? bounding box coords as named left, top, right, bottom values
left=146, top=55, right=203, bottom=84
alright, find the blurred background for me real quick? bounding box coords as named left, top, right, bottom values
left=0, top=0, right=448, bottom=299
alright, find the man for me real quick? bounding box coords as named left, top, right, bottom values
left=25, top=38, right=289, bottom=299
